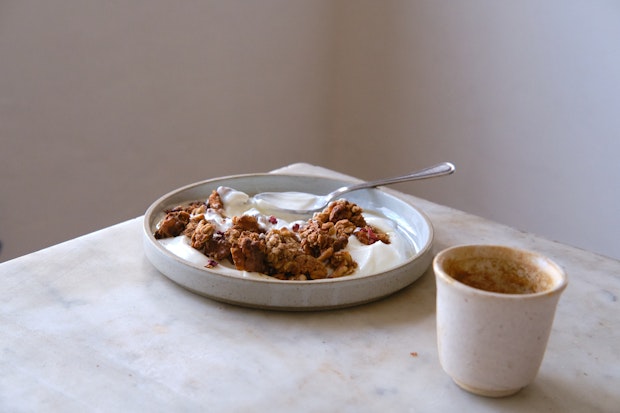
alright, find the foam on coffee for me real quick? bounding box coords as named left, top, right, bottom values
left=443, top=250, right=556, bottom=294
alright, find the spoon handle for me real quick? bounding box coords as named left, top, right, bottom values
left=328, top=162, right=455, bottom=200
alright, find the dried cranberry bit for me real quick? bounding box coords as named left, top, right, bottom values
left=205, top=260, right=219, bottom=268
left=292, top=223, right=300, bottom=232
left=268, top=215, right=278, bottom=225
left=367, top=227, right=379, bottom=244
left=357, top=226, right=380, bottom=244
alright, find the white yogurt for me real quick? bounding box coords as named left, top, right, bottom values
left=347, top=215, right=408, bottom=277
left=254, top=191, right=320, bottom=212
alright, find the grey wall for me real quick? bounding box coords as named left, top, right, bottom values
left=327, top=1, right=620, bottom=260
left=2, top=1, right=619, bottom=261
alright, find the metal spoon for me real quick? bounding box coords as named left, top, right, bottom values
left=253, top=161, right=455, bottom=214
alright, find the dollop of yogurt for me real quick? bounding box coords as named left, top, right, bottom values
left=254, top=191, right=321, bottom=212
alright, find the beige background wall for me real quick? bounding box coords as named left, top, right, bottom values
left=2, top=1, right=619, bottom=262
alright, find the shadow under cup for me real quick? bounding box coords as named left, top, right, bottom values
left=433, top=245, right=568, bottom=397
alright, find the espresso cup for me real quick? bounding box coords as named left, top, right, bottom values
left=433, top=245, right=568, bottom=397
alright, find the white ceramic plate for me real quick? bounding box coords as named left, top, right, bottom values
left=143, top=173, right=433, bottom=310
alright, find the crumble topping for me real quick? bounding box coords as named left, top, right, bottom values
left=154, top=190, right=391, bottom=281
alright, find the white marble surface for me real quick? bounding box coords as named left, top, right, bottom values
left=1, top=163, right=618, bottom=412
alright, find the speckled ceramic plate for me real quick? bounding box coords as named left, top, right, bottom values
left=143, top=173, right=433, bottom=311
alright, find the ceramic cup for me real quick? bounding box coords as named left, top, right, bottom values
left=433, top=245, right=568, bottom=397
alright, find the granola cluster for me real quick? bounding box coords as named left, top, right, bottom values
left=155, top=190, right=390, bottom=280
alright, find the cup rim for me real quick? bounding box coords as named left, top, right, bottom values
left=433, top=244, right=568, bottom=298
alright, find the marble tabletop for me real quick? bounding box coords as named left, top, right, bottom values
left=1, top=163, right=618, bottom=412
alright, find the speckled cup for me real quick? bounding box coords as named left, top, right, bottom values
left=434, top=245, right=567, bottom=397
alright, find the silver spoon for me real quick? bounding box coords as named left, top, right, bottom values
left=253, top=161, right=455, bottom=214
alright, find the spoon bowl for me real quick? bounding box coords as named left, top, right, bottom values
left=253, top=162, right=455, bottom=214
